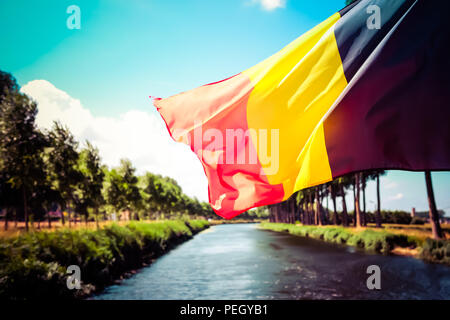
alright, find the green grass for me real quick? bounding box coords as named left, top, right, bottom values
left=419, top=238, right=450, bottom=265
left=185, top=219, right=210, bottom=232
left=0, top=220, right=209, bottom=299
left=259, top=223, right=420, bottom=254
left=260, top=222, right=450, bottom=266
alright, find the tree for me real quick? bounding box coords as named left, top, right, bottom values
left=328, top=181, right=339, bottom=225
left=314, top=187, right=323, bottom=225
left=75, top=142, right=105, bottom=226
left=424, top=171, right=444, bottom=239
left=46, top=122, right=82, bottom=226
left=117, top=159, right=141, bottom=219
left=254, top=206, right=270, bottom=219
left=103, top=168, right=126, bottom=219
left=31, top=180, right=61, bottom=229
left=0, top=70, right=18, bottom=100
left=200, top=201, right=214, bottom=218
left=140, top=172, right=160, bottom=218
left=360, top=172, right=367, bottom=226
left=103, top=159, right=141, bottom=220
left=354, top=173, right=362, bottom=227
left=370, top=169, right=385, bottom=228
left=295, top=191, right=306, bottom=224
left=338, top=176, right=350, bottom=226
left=0, top=88, right=47, bottom=231
left=0, top=174, right=20, bottom=230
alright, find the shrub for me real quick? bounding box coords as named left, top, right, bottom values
left=410, top=217, right=425, bottom=225
left=260, top=223, right=418, bottom=254
left=420, top=238, right=450, bottom=265
left=0, top=220, right=209, bottom=299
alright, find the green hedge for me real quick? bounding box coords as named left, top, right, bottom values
left=0, top=220, right=209, bottom=299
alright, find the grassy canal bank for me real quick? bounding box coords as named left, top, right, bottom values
left=0, top=220, right=209, bottom=299
left=260, top=222, right=450, bottom=266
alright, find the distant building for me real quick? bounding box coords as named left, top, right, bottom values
left=415, top=209, right=446, bottom=223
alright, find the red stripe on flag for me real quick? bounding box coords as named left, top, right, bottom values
left=154, top=73, right=284, bottom=218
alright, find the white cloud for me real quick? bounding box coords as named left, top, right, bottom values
left=21, top=80, right=209, bottom=201
left=250, top=0, right=286, bottom=11
left=384, top=181, right=398, bottom=189
left=388, top=193, right=404, bottom=201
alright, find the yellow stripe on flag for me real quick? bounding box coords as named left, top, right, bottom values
left=242, top=12, right=348, bottom=199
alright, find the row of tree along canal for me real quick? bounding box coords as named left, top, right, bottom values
left=268, top=171, right=446, bottom=239
left=0, top=70, right=218, bottom=231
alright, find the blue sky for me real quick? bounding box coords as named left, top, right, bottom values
left=1, top=0, right=344, bottom=116
left=1, top=0, right=449, bottom=215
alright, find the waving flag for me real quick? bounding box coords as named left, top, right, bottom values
left=154, top=0, right=450, bottom=219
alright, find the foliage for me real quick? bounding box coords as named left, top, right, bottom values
left=0, top=70, right=215, bottom=227
left=102, top=159, right=142, bottom=219
left=420, top=238, right=450, bottom=265
left=0, top=82, right=48, bottom=228
left=0, top=220, right=209, bottom=299
left=0, top=70, right=18, bottom=100
left=74, top=142, right=105, bottom=222
left=411, top=217, right=425, bottom=225
left=260, top=223, right=419, bottom=254
left=46, top=122, right=83, bottom=217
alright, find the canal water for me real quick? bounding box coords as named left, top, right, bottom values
left=93, top=223, right=450, bottom=299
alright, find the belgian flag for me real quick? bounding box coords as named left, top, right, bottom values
left=154, top=0, right=450, bottom=219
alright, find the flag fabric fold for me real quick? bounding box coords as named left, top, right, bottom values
left=154, top=0, right=450, bottom=219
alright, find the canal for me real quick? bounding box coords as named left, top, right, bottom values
left=93, top=223, right=450, bottom=299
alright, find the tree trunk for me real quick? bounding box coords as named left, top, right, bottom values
left=306, top=202, right=310, bottom=225
left=355, top=173, right=362, bottom=228
left=333, top=193, right=338, bottom=225
left=424, top=171, right=444, bottom=239
left=95, top=209, right=100, bottom=229
left=340, top=184, right=349, bottom=226
left=22, top=186, right=29, bottom=232
left=330, top=185, right=338, bottom=225
left=289, top=198, right=295, bottom=224
left=299, top=201, right=304, bottom=224
left=60, top=204, right=65, bottom=225
left=352, top=181, right=356, bottom=226
left=68, top=205, right=72, bottom=228
left=309, top=200, right=313, bottom=225
left=307, top=193, right=312, bottom=225
left=48, top=212, right=52, bottom=229
left=315, top=188, right=323, bottom=226
left=375, top=173, right=382, bottom=228
left=320, top=188, right=326, bottom=225
left=4, top=208, right=9, bottom=231
left=362, top=173, right=367, bottom=226
left=300, top=202, right=304, bottom=224
left=314, top=193, right=318, bottom=225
